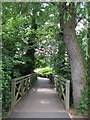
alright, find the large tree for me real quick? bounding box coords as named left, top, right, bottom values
left=59, top=3, right=86, bottom=107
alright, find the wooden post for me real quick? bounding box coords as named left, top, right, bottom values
left=26, top=78, right=28, bottom=92
left=65, top=80, right=70, bottom=111
left=11, top=73, right=37, bottom=110
left=21, top=80, right=24, bottom=97
left=11, top=80, right=16, bottom=110
left=29, top=76, right=31, bottom=89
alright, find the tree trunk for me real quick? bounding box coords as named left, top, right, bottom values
left=87, top=2, right=90, bottom=117
left=63, top=5, right=86, bottom=108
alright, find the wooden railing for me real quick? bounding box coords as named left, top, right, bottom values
left=11, top=73, right=37, bottom=110
left=50, top=74, right=70, bottom=111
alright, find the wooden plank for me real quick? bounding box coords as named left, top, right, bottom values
left=11, top=73, right=37, bottom=110
left=16, top=97, right=22, bottom=105
left=15, top=82, right=22, bottom=102
left=61, top=82, right=66, bottom=86
left=21, top=80, right=24, bottom=97
left=65, top=80, right=70, bottom=111
left=13, top=74, right=31, bottom=82
left=24, top=79, right=28, bottom=92
left=62, top=92, right=65, bottom=101
left=11, top=80, right=16, bottom=110
left=52, top=74, right=70, bottom=111
left=26, top=78, right=29, bottom=91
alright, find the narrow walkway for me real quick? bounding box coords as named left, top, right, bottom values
left=9, top=77, right=71, bottom=119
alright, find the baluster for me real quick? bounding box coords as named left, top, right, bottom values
left=11, top=80, right=16, bottom=110
left=26, top=78, right=28, bottom=91
left=65, top=80, right=70, bottom=111
left=21, top=79, right=24, bottom=96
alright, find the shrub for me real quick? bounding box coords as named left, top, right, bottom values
left=78, top=85, right=88, bottom=116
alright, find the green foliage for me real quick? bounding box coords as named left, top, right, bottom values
left=2, top=56, right=13, bottom=115
left=2, top=71, right=11, bottom=115
left=2, top=2, right=39, bottom=116
left=35, top=67, right=54, bottom=78
left=78, top=86, right=88, bottom=116
left=50, top=34, right=71, bottom=80
left=1, top=2, right=88, bottom=117
left=35, top=55, right=50, bottom=68
left=38, top=67, right=54, bottom=74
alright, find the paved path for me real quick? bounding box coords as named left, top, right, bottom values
left=9, top=77, right=71, bottom=119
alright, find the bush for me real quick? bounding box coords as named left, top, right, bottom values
left=35, top=67, right=55, bottom=78
left=78, top=85, right=88, bottom=116
left=2, top=57, right=13, bottom=116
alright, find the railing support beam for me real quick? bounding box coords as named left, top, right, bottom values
left=11, top=73, right=37, bottom=110
left=11, top=80, right=16, bottom=110
left=66, top=80, right=70, bottom=111
left=50, top=74, right=70, bottom=111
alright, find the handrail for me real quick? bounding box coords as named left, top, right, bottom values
left=50, top=73, right=70, bottom=111
left=11, top=73, right=37, bottom=110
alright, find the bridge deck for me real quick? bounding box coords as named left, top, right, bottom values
left=9, top=77, right=71, bottom=119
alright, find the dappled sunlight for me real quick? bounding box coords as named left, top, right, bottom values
left=3, top=2, right=88, bottom=116
left=40, top=99, right=50, bottom=104
left=37, top=88, right=56, bottom=94
left=38, top=77, right=49, bottom=81
left=31, top=88, right=36, bottom=92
